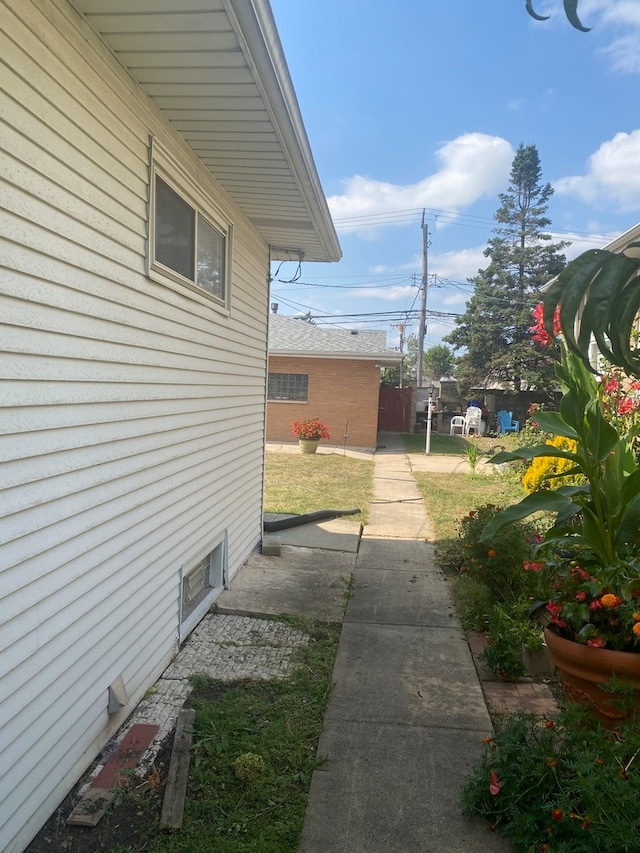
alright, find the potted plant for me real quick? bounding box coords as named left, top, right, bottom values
left=481, top=297, right=640, bottom=723
left=291, top=418, right=330, bottom=454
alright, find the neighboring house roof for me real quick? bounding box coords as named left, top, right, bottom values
left=601, top=221, right=640, bottom=257
left=74, top=0, right=341, bottom=264
left=268, top=314, right=403, bottom=365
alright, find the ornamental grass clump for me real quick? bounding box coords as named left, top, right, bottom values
left=461, top=704, right=640, bottom=852
left=291, top=418, right=331, bottom=441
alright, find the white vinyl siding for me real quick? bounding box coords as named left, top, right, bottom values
left=0, top=2, right=268, bottom=852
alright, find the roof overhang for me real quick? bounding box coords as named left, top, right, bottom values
left=73, top=0, right=341, bottom=263
left=601, top=221, right=640, bottom=258
left=270, top=350, right=403, bottom=367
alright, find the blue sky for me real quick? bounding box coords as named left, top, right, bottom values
left=268, top=0, right=640, bottom=352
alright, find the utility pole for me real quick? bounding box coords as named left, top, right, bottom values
left=417, top=212, right=429, bottom=388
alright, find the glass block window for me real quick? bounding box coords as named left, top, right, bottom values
left=268, top=373, right=309, bottom=401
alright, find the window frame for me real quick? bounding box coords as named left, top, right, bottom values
left=267, top=372, right=309, bottom=402
left=149, top=140, right=232, bottom=311
left=179, top=533, right=227, bottom=641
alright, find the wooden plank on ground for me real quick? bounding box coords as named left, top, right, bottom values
left=66, top=788, right=116, bottom=826
left=160, top=708, right=196, bottom=830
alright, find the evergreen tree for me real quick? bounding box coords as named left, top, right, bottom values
left=445, top=144, right=568, bottom=400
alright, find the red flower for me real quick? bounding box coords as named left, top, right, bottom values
left=291, top=418, right=331, bottom=440
left=489, top=769, right=502, bottom=796
left=530, top=303, right=560, bottom=347
left=619, top=397, right=637, bottom=416
left=551, top=808, right=564, bottom=821
left=587, top=636, right=605, bottom=648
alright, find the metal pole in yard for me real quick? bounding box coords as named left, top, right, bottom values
left=425, top=396, right=433, bottom=455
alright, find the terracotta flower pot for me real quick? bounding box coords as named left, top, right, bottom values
left=298, top=438, right=320, bottom=454
left=544, top=627, right=640, bottom=727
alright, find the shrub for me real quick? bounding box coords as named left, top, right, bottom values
left=461, top=704, right=640, bottom=852
left=458, top=504, right=543, bottom=605
left=450, top=575, right=493, bottom=633
left=481, top=601, right=544, bottom=681
left=521, top=435, right=584, bottom=493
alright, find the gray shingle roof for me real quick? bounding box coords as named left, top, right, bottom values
left=268, top=315, right=402, bottom=365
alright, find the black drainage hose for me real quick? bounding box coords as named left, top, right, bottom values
left=263, top=508, right=361, bottom=532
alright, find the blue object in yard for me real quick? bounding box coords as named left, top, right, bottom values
left=497, top=410, right=520, bottom=433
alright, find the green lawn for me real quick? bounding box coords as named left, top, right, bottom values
left=412, top=470, right=525, bottom=543
left=264, top=452, right=374, bottom=523
left=401, top=432, right=491, bottom=455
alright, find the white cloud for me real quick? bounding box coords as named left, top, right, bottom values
left=555, top=129, right=640, bottom=211
left=430, top=245, right=487, bottom=282
left=327, top=133, right=514, bottom=235
left=579, top=0, right=640, bottom=72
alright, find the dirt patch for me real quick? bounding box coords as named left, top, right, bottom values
left=25, top=734, right=174, bottom=853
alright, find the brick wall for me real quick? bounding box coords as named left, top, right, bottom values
left=266, top=356, right=382, bottom=449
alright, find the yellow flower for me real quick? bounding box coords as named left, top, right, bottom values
left=633, top=623, right=640, bottom=638
left=633, top=612, right=640, bottom=621
left=601, top=593, right=620, bottom=608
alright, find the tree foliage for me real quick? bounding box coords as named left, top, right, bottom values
left=400, top=336, right=456, bottom=383
left=445, top=144, right=568, bottom=400
left=423, top=344, right=456, bottom=380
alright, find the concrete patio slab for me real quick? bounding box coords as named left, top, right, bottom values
left=263, top=514, right=361, bottom=551
left=216, top=545, right=355, bottom=621
left=365, top=501, right=434, bottom=539
left=324, top=622, right=493, bottom=731
left=347, top=568, right=457, bottom=627
left=299, top=721, right=511, bottom=853
left=356, top=537, right=438, bottom=570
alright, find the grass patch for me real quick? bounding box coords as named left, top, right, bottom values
left=400, top=432, right=500, bottom=456
left=412, top=471, right=525, bottom=577
left=413, top=471, right=524, bottom=542
left=148, top=618, right=341, bottom=853
left=264, top=453, right=373, bottom=523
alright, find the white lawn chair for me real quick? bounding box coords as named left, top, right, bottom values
left=450, top=415, right=465, bottom=436
left=463, top=406, right=483, bottom=436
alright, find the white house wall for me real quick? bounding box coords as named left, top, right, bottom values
left=0, top=2, right=269, bottom=851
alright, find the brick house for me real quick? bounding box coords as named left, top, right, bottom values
left=267, top=315, right=402, bottom=449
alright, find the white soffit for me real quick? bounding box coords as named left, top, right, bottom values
left=73, top=0, right=341, bottom=263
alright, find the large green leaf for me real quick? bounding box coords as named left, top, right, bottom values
left=616, top=491, right=640, bottom=548
left=544, top=247, right=640, bottom=379
left=534, top=410, right=579, bottom=439
left=563, top=0, right=591, bottom=31
left=583, top=399, right=619, bottom=463
left=488, top=445, right=579, bottom=466
left=480, top=490, right=576, bottom=541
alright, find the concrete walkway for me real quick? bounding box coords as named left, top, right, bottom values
left=296, top=432, right=511, bottom=853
